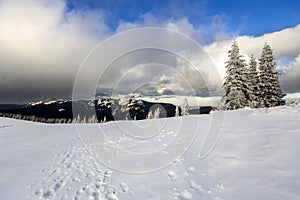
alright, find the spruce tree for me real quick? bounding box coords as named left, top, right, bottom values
left=247, top=54, right=261, bottom=108
left=222, top=41, right=249, bottom=110
left=258, top=43, right=286, bottom=107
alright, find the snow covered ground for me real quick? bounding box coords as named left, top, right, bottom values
left=0, top=105, right=300, bottom=199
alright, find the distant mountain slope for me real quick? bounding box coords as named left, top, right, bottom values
left=0, top=98, right=211, bottom=123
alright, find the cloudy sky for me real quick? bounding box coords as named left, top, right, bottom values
left=0, top=0, right=300, bottom=103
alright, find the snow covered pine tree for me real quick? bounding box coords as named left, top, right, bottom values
left=222, top=41, right=250, bottom=110
left=247, top=54, right=261, bottom=108
left=258, top=43, right=286, bottom=107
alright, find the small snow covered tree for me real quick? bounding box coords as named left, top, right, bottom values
left=222, top=41, right=250, bottom=110
left=175, top=106, right=180, bottom=117
left=153, top=107, right=161, bottom=118
left=73, top=114, right=81, bottom=123
left=88, top=115, right=97, bottom=123
left=181, top=98, right=189, bottom=115
left=258, top=43, right=286, bottom=107
left=147, top=110, right=153, bottom=119
left=102, top=115, right=107, bottom=123
left=247, top=54, right=261, bottom=108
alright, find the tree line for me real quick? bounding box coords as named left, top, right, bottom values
left=222, top=41, right=286, bottom=110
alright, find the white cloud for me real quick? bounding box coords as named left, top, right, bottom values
left=237, top=24, right=300, bottom=58
left=111, top=14, right=227, bottom=96
left=117, top=14, right=204, bottom=43
left=281, top=54, right=300, bottom=92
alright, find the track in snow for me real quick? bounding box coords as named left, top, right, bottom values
left=28, top=137, right=122, bottom=200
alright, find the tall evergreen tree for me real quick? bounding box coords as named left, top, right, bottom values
left=247, top=54, right=261, bottom=108
left=222, top=41, right=250, bottom=110
left=258, top=43, right=286, bottom=107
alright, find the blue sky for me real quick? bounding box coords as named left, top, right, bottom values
left=68, top=0, right=300, bottom=38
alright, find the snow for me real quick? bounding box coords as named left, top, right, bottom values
left=179, top=189, right=192, bottom=200
left=1, top=105, right=300, bottom=199
left=168, top=170, right=178, bottom=181
left=187, top=166, right=195, bottom=173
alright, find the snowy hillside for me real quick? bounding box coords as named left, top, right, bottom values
left=0, top=105, right=300, bottom=200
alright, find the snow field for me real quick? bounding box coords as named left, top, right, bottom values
left=0, top=105, right=300, bottom=199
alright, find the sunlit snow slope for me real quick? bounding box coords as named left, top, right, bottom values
left=0, top=105, right=300, bottom=200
